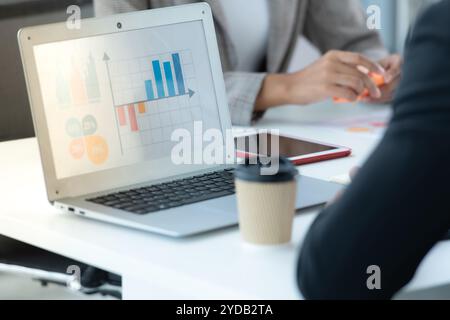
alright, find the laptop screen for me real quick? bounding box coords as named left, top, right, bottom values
left=33, top=20, right=222, bottom=180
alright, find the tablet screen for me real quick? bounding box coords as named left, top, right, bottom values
left=235, top=134, right=336, bottom=158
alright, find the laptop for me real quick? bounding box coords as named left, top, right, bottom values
left=18, top=3, right=342, bottom=237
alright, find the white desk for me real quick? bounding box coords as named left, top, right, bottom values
left=1, top=102, right=450, bottom=299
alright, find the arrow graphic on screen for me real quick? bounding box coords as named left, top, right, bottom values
left=103, top=53, right=124, bottom=154
left=103, top=52, right=195, bottom=108
left=103, top=51, right=196, bottom=155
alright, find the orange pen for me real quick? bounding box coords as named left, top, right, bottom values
left=333, top=72, right=385, bottom=103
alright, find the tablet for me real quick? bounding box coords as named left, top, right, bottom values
left=235, top=133, right=351, bottom=166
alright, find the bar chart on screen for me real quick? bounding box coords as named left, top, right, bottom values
left=104, top=50, right=202, bottom=156
left=55, top=52, right=101, bottom=108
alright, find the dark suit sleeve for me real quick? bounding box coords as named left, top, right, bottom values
left=297, top=0, right=450, bottom=300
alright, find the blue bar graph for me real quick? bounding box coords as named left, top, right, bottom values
left=145, top=80, right=154, bottom=100
left=152, top=60, right=165, bottom=98
left=163, top=61, right=176, bottom=97
left=141, top=52, right=190, bottom=104
left=172, top=53, right=186, bottom=95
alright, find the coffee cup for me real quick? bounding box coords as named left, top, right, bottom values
left=234, top=157, right=298, bottom=245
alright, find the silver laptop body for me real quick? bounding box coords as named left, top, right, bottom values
left=18, top=3, right=342, bottom=237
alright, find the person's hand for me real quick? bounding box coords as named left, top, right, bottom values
left=361, top=54, right=403, bottom=104
left=255, top=50, right=385, bottom=111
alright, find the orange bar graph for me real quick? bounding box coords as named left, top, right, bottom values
left=138, top=102, right=146, bottom=114
left=70, top=62, right=88, bottom=106
left=118, top=106, right=126, bottom=126
left=128, top=104, right=139, bottom=132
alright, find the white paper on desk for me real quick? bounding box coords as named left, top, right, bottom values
left=310, top=109, right=393, bottom=137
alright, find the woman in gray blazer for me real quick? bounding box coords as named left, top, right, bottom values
left=95, top=0, right=402, bottom=125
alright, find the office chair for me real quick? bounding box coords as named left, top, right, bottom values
left=0, top=235, right=122, bottom=299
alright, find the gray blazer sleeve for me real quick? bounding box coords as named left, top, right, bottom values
left=223, top=72, right=266, bottom=126
left=304, top=0, right=388, bottom=60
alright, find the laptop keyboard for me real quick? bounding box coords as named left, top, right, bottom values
left=87, top=169, right=235, bottom=215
